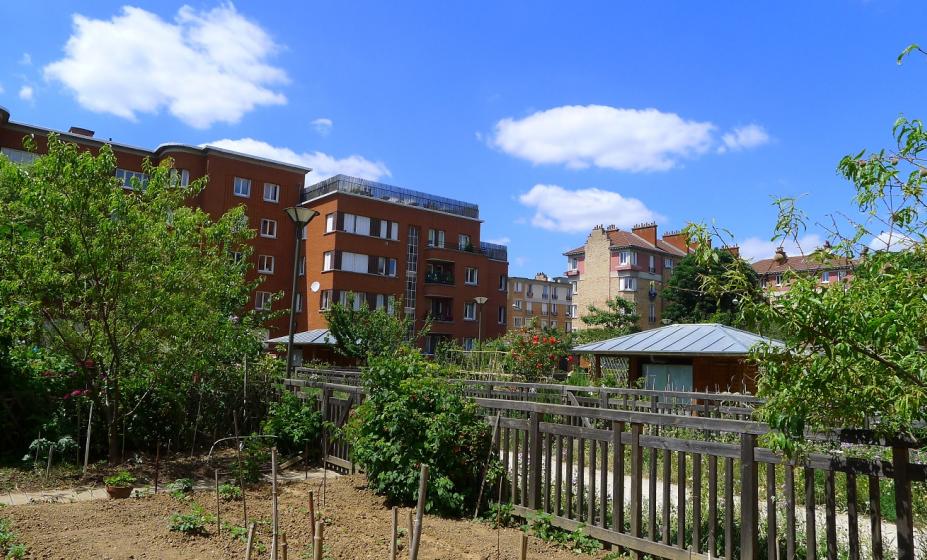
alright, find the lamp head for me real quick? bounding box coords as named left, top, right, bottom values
left=284, top=206, right=319, bottom=227
left=474, top=296, right=488, bottom=305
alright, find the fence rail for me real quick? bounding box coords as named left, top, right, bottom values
left=284, top=369, right=925, bottom=560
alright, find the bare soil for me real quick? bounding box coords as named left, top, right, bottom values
left=3, top=474, right=619, bottom=559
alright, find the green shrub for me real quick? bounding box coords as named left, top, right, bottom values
left=104, top=470, right=136, bottom=487
left=169, top=478, right=194, bottom=499
left=346, top=351, right=495, bottom=516
left=169, top=503, right=211, bottom=535
left=0, top=517, right=26, bottom=559
left=218, top=483, right=242, bottom=501
left=523, top=511, right=602, bottom=554
left=262, top=390, right=321, bottom=454
left=231, top=436, right=270, bottom=484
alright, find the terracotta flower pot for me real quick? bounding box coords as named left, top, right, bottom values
left=106, top=485, right=133, bottom=499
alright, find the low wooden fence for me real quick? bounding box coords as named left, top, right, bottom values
left=284, top=369, right=925, bottom=560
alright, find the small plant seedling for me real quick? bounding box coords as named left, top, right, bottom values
left=104, top=470, right=136, bottom=488
left=169, top=478, right=194, bottom=499
left=217, top=482, right=242, bottom=501
left=169, top=503, right=212, bottom=536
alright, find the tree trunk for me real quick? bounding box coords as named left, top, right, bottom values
left=108, top=420, right=121, bottom=465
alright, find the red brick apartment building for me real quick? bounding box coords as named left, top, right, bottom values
left=564, top=223, right=691, bottom=331
left=299, top=175, right=509, bottom=354
left=1, top=106, right=307, bottom=337
left=751, top=247, right=854, bottom=294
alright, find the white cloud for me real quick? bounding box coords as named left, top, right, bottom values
left=719, top=124, right=770, bottom=153
left=19, top=53, right=32, bottom=66
left=485, top=236, right=511, bottom=245
left=518, top=183, right=663, bottom=233
left=739, top=234, right=824, bottom=262
left=514, top=256, right=529, bottom=267
left=0, top=83, right=5, bottom=94
left=44, top=5, right=287, bottom=128
left=207, top=138, right=391, bottom=183
left=493, top=105, right=716, bottom=172
left=869, top=231, right=915, bottom=252
left=18, top=85, right=34, bottom=101
left=311, top=117, right=333, bottom=135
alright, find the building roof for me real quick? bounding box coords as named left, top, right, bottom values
left=302, top=174, right=481, bottom=220
left=573, top=323, right=782, bottom=356
left=563, top=229, right=687, bottom=257
left=752, top=254, right=855, bottom=275
left=265, top=329, right=337, bottom=346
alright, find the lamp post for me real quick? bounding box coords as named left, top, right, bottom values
left=284, top=206, right=319, bottom=377
left=474, top=296, right=488, bottom=372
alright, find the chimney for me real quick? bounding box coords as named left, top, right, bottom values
left=68, top=126, right=95, bottom=138
left=662, top=230, right=690, bottom=252
left=534, top=272, right=549, bottom=281
left=632, top=222, right=658, bottom=246
left=723, top=245, right=740, bottom=258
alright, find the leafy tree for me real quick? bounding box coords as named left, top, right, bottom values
left=261, top=390, right=321, bottom=454
left=685, top=112, right=927, bottom=449
left=346, top=350, right=495, bottom=515
left=662, top=250, right=761, bottom=326
left=573, top=296, right=640, bottom=344
left=323, top=295, right=423, bottom=361
left=0, top=136, right=271, bottom=463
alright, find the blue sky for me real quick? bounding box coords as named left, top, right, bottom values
left=2, top=1, right=925, bottom=276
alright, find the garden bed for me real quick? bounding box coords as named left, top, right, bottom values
left=2, top=474, right=618, bottom=559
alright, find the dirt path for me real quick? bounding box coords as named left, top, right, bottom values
left=3, top=475, right=613, bottom=560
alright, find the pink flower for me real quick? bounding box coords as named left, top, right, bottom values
left=70, top=389, right=83, bottom=398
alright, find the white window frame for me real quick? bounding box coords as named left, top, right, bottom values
left=775, top=273, right=783, bottom=286
left=649, top=254, right=656, bottom=273
left=569, top=256, right=579, bottom=271
left=513, top=300, right=523, bottom=310
left=325, top=213, right=336, bottom=233
left=320, top=290, right=332, bottom=310
left=837, top=270, right=847, bottom=281
left=295, top=292, right=303, bottom=312
left=514, top=317, right=524, bottom=328
left=260, top=219, right=277, bottom=239
left=458, top=234, right=471, bottom=250
left=664, top=258, right=674, bottom=269
left=514, top=281, right=523, bottom=292
left=257, top=254, right=275, bottom=274
left=462, top=337, right=476, bottom=351
left=619, top=250, right=637, bottom=266
left=649, top=303, right=657, bottom=323
left=298, top=256, right=306, bottom=276
left=526, top=301, right=533, bottom=312
left=323, top=251, right=333, bottom=271
left=233, top=177, right=251, bottom=198
left=263, top=182, right=280, bottom=203
left=255, top=291, right=273, bottom=310
left=497, top=306, right=506, bottom=324
left=428, top=229, right=445, bottom=248
left=464, top=302, right=477, bottom=321
left=821, top=271, right=831, bottom=283
left=465, top=267, right=478, bottom=285
left=621, top=277, right=637, bottom=291
left=231, top=251, right=243, bottom=265
left=571, top=281, right=578, bottom=295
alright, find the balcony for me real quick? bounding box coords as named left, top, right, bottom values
left=565, top=269, right=579, bottom=277
left=425, top=262, right=455, bottom=285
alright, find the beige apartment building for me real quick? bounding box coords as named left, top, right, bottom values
left=507, top=273, right=574, bottom=332
left=564, top=223, right=690, bottom=331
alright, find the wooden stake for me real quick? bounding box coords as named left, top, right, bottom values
left=233, top=411, right=248, bottom=525
left=473, top=412, right=502, bottom=520
left=308, top=490, right=316, bottom=542
left=281, top=533, right=288, bottom=560
left=407, top=509, right=413, bottom=552
left=271, top=447, right=279, bottom=560
left=46, top=445, right=54, bottom=480
left=409, top=464, right=429, bottom=560
left=389, top=506, right=398, bottom=560
left=312, top=521, right=324, bottom=560
left=214, top=469, right=221, bottom=536
left=83, top=402, right=93, bottom=474
left=154, top=441, right=160, bottom=494
left=520, top=533, right=528, bottom=560
left=244, top=522, right=257, bottom=560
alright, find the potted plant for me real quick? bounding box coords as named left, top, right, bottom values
left=104, top=470, right=136, bottom=499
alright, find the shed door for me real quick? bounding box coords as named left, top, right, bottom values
left=643, top=364, right=693, bottom=392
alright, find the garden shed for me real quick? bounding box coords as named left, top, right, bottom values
left=265, top=329, right=355, bottom=367
left=573, top=323, right=782, bottom=394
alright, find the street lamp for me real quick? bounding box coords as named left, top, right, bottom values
left=473, top=296, right=488, bottom=372
left=284, top=206, right=319, bottom=376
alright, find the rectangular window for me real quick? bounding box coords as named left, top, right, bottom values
left=325, top=213, right=335, bottom=233
left=298, top=256, right=305, bottom=276
left=513, top=300, right=523, bottom=310
left=664, top=258, right=674, bottom=269
left=570, top=304, right=578, bottom=318
left=821, top=271, right=831, bottom=283
left=514, top=281, right=523, bottom=292
left=116, top=168, right=149, bottom=190
left=498, top=306, right=506, bottom=324
left=551, top=303, right=558, bottom=313
left=170, top=168, right=190, bottom=187
left=295, top=293, right=303, bottom=312
left=542, top=285, right=549, bottom=299
left=775, top=273, right=782, bottom=286
left=458, top=234, right=471, bottom=251
left=569, top=256, right=579, bottom=271
left=619, top=250, right=637, bottom=265
left=260, top=219, right=277, bottom=238
left=464, top=302, right=476, bottom=320
left=514, top=317, right=524, bottom=328
left=428, top=229, right=445, bottom=248
left=526, top=301, right=533, bottom=312
left=541, top=303, right=548, bottom=314
left=550, top=320, right=557, bottom=329
left=377, top=257, right=398, bottom=277
left=621, top=277, right=637, bottom=291
left=837, top=270, right=847, bottom=281
left=263, top=183, right=280, bottom=203
left=320, top=290, right=332, bottom=310
left=571, top=281, right=578, bottom=295
left=465, top=267, right=478, bottom=285
left=323, top=251, right=333, bottom=271
left=0, top=147, right=38, bottom=165
left=391, top=222, right=399, bottom=240
left=565, top=321, right=572, bottom=332
left=462, top=337, right=476, bottom=351
left=499, top=275, right=507, bottom=291
left=649, top=255, right=656, bottom=273
left=233, top=177, right=251, bottom=197
left=649, top=303, right=656, bottom=323
left=540, top=320, right=548, bottom=328
left=257, top=254, right=275, bottom=274
left=231, top=251, right=243, bottom=265
left=255, top=291, right=273, bottom=310
left=760, top=276, right=767, bottom=288
left=341, top=252, right=369, bottom=273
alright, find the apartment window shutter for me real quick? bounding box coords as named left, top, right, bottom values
left=367, top=293, right=377, bottom=308
left=336, top=212, right=345, bottom=231
left=334, top=251, right=342, bottom=270
left=370, top=218, right=381, bottom=237
left=368, top=255, right=378, bottom=274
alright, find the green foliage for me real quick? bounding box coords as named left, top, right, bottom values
left=346, top=351, right=495, bottom=515
left=262, top=390, right=321, bottom=454
left=580, top=296, right=640, bottom=332
left=169, top=503, right=212, bottom=535
left=169, top=478, right=195, bottom=498
left=662, top=250, right=761, bottom=326
left=323, top=295, right=423, bottom=361
left=481, top=501, right=516, bottom=528
left=684, top=111, right=927, bottom=445
left=232, top=436, right=270, bottom=484
left=218, top=483, right=242, bottom=501
left=523, top=511, right=602, bottom=554
left=508, top=328, right=570, bottom=381
left=0, top=136, right=277, bottom=463
left=0, top=517, right=26, bottom=559
left=104, top=470, right=136, bottom=488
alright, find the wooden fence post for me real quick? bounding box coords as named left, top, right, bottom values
left=410, top=464, right=429, bottom=560
left=892, top=446, right=914, bottom=560
left=528, top=411, right=542, bottom=510
left=740, top=433, right=758, bottom=560
left=630, top=423, right=643, bottom=560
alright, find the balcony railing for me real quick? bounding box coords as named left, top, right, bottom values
left=424, top=312, right=453, bottom=323
left=425, top=272, right=455, bottom=285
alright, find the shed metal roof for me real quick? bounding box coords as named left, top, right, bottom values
left=573, top=323, right=782, bottom=356
left=266, top=329, right=336, bottom=346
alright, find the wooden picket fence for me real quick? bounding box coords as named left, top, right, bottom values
left=283, top=368, right=925, bottom=560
